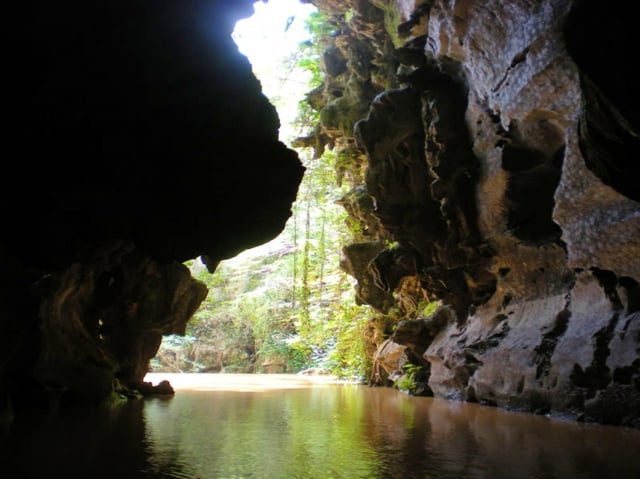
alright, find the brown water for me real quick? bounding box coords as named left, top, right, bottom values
left=2, top=373, right=640, bottom=479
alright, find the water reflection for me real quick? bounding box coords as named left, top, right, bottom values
left=0, top=399, right=158, bottom=477
left=2, top=374, right=640, bottom=478
left=143, top=387, right=381, bottom=478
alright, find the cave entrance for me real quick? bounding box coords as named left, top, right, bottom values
left=151, top=0, right=371, bottom=379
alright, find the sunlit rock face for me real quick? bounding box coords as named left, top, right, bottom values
left=311, top=0, right=639, bottom=427
left=1, top=1, right=304, bottom=409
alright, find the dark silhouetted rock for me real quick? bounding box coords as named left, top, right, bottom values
left=1, top=1, right=304, bottom=410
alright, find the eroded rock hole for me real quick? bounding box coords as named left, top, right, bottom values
left=591, top=267, right=624, bottom=311
left=502, top=118, right=564, bottom=245
left=564, top=2, right=640, bottom=201
left=534, top=307, right=570, bottom=380
left=619, top=277, right=640, bottom=314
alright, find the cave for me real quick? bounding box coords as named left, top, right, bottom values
left=1, top=0, right=640, bottom=472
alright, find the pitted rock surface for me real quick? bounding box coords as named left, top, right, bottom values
left=309, top=0, right=640, bottom=427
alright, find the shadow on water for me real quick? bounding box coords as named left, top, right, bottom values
left=2, top=374, right=640, bottom=479
left=0, top=397, right=188, bottom=479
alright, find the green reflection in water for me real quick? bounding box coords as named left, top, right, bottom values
left=143, top=385, right=380, bottom=478
left=4, top=377, right=640, bottom=479
left=140, top=379, right=640, bottom=479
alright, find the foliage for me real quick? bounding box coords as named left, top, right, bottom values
left=293, top=11, right=330, bottom=134
left=344, top=8, right=354, bottom=24
left=421, top=299, right=441, bottom=318
left=152, top=6, right=377, bottom=381
left=382, top=4, right=402, bottom=48
left=153, top=145, right=372, bottom=378
left=393, top=363, right=424, bottom=394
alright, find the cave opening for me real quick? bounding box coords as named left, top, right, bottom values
left=151, top=0, right=374, bottom=380
left=4, top=7, right=640, bottom=474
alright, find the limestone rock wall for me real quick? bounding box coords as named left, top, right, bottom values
left=310, top=0, right=639, bottom=427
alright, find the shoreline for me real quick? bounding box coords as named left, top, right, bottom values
left=143, top=372, right=356, bottom=392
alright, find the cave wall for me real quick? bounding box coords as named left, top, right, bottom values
left=310, top=0, right=639, bottom=427
left=1, top=1, right=304, bottom=409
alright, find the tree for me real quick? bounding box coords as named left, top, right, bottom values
left=152, top=8, right=375, bottom=381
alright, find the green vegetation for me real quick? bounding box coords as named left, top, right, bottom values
left=383, top=5, right=402, bottom=47
left=296, top=11, right=331, bottom=88
left=151, top=6, right=443, bottom=383
left=151, top=10, right=373, bottom=381
left=393, top=363, right=428, bottom=396
left=151, top=146, right=371, bottom=379
left=393, top=363, right=425, bottom=395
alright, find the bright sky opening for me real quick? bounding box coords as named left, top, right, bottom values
left=232, top=0, right=317, bottom=143
left=225, top=0, right=317, bottom=262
